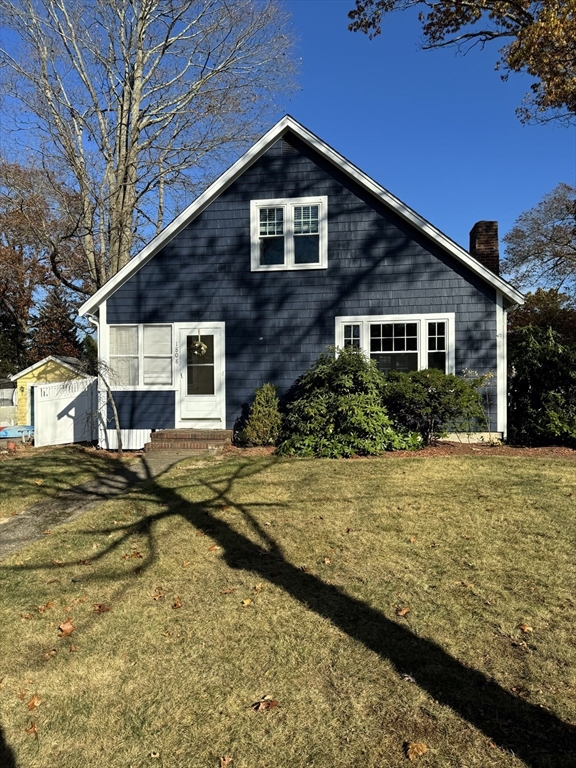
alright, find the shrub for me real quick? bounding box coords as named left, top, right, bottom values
left=235, top=383, right=282, bottom=446
left=382, top=368, right=485, bottom=445
left=276, top=347, right=419, bottom=458
left=508, top=326, right=576, bottom=447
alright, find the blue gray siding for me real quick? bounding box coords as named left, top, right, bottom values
left=107, top=133, right=499, bottom=429
left=106, top=391, right=175, bottom=430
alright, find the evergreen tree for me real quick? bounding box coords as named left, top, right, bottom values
left=29, top=287, right=82, bottom=362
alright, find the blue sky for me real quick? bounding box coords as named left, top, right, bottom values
left=283, top=0, right=575, bottom=254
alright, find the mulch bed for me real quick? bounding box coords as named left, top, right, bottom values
left=224, top=443, right=576, bottom=459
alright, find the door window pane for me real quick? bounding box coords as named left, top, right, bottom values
left=187, top=335, right=214, bottom=395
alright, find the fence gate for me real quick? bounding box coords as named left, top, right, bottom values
left=33, top=378, right=97, bottom=448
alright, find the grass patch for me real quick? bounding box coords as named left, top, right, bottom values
left=0, top=455, right=575, bottom=767
left=0, top=446, right=136, bottom=520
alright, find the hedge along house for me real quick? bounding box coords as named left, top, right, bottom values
left=79, top=116, right=524, bottom=450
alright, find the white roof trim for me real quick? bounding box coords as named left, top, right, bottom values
left=9, top=356, right=85, bottom=381
left=79, top=115, right=523, bottom=316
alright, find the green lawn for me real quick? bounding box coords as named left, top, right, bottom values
left=0, top=454, right=575, bottom=768
left=0, top=446, right=135, bottom=520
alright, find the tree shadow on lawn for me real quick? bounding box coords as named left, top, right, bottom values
left=3, top=457, right=576, bottom=767
left=0, top=725, right=17, bottom=768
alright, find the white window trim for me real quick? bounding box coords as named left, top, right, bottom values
left=335, top=313, right=456, bottom=374
left=250, top=195, right=328, bottom=271
left=108, top=323, right=174, bottom=390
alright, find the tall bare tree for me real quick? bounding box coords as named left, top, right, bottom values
left=0, top=0, right=296, bottom=293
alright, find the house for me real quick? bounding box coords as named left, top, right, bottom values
left=79, top=116, right=524, bottom=450
left=9, top=356, right=84, bottom=426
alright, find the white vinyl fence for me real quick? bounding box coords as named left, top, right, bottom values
left=33, top=378, right=98, bottom=448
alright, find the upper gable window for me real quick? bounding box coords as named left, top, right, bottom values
left=250, top=196, right=328, bottom=271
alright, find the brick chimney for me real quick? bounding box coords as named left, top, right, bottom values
left=469, top=221, right=499, bottom=275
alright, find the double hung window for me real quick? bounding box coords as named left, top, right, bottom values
left=337, top=315, right=453, bottom=375
left=109, top=325, right=173, bottom=386
left=251, top=196, right=328, bottom=271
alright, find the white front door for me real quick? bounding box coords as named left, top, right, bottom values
left=177, top=324, right=225, bottom=426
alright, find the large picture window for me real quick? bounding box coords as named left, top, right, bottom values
left=336, top=314, right=454, bottom=375
left=251, top=196, right=328, bottom=271
left=109, top=325, right=172, bottom=386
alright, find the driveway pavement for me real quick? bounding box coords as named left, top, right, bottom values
left=0, top=451, right=196, bottom=561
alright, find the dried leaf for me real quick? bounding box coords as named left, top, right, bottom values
left=69, top=644, right=77, bottom=652
left=518, top=623, right=533, bottom=633
left=405, top=742, right=427, bottom=761
left=152, top=587, right=165, bottom=601
left=76, top=559, right=90, bottom=565
left=43, top=529, right=51, bottom=535
left=396, top=606, right=410, bottom=617
left=50, top=559, right=63, bottom=567
left=208, top=545, right=220, bottom=552
left=25, top=722, right=38, bottom=737
left=58, top=618, right=75, bottom=638
left=47, top=579, right=60, bottom=584
left=149, top=751, right=160, bottom=759
left=251, top=698, right=279, bottom=711
left=220, top=588, right=236, bottom=595
left=93, top=604, right=110, bottom=614
left=43, top=649, right=56, bottom=659
left=182, top=561, right=190, bottom=567
left=172, top=596, right=182, bottom=609
left=220, top=758, right=233, bottom=768
left=27, top=694, right=42, bottom=711
left=253, top=583, right=263, bottom=594
left=323, top=557, right=332, bottom=565
left=92, top=542, right=100, bottom=549
left=241, top=598, right=252, bottom=607
left=21, top=613, right=34, bottom=620
left=73, top=595, right=88, bottom=604
left=409, top=537, right=417, bottom=543
left=34, top=479, right=44, bottom=485
left=37, top=601, right=54, bottom=613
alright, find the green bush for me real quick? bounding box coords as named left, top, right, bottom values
left=276, top=347, right=419, bottom=458
left=382, top=368, right=485, bottom=445
left=235, top=383, right=282, bottom=446
left=508, top=326, right=576, bottom=447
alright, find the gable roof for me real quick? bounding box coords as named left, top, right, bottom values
left=79, top=115, right=524, bottom=316
left=9, top=356, right=84, bottom=381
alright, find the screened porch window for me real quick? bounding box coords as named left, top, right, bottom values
left=109, top=325, right=172, bottom=386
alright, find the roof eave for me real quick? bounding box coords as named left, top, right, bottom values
left=79, top=114, right=524, bottom=315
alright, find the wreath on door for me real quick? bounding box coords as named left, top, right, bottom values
left=189, top=330, right=207, bottom=357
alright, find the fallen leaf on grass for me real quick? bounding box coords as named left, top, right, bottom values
left=208, top=545, right=220, bottom=552
left=241, top=598, right=252, bottom=607
left=172, top=597, right=182, bottom=609
left=346, top=527, right=354, bottom=533
left=93, top=604, right=111, bottom=614
left=182, top=561, right=190, bottom=567
left=17, top=689, right=26, bottom=700
left=405, top=742, right=427, bottom=761
left=518, top=623, right=533, bottom=633
left=21, top=613, right=34, bottom=620
left=152, top=587, right=165, bottom=601
left=50, top=559, right=63, bottom=567
left=220, top=588, right=236, bottom=595
left=253, top=583, right=263, bottom=595
left=27, top=694, right=42, bottom=711
left=47, top=578, right=60, bottom=584
left=251, top=697, right=279, bottom=711
left=323, top=557, right=332, bottom=565
left=37, top=601, right=54, bottom=613
left=43, top=649, right=56, bottom=659
left=73, top=595, right=88, bottom=604
left=69, top=644, right=77, bottom=652
left=43, top=529, right=51, bottom=535
left=76, top=559, right=91, bottom=566
left=58, top=618, right=75, bottom=638
left=34, top=479, right=44, bottom=485
left=409, top=537, right=417, bottom=543
left=396, top=606, right=410, bottom=617
left=92, top=542, right=100, bottom=549
left=220, top=757, right=233, bottom=767
left=25, top=722, right=38, bottom=738
left=149, top=751, right=160, bottom=759
left=122, top=551, right=143, bottom=560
